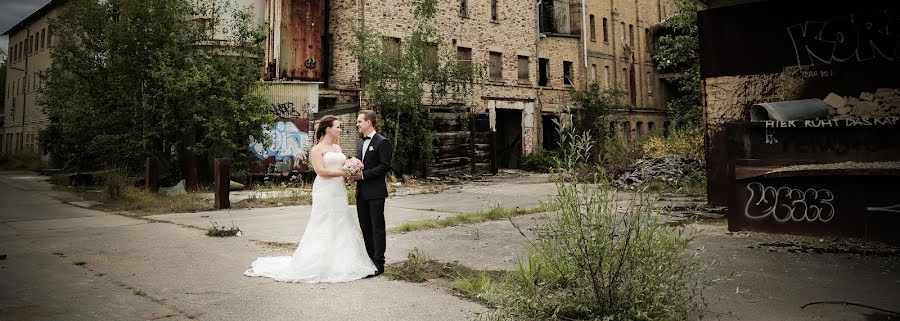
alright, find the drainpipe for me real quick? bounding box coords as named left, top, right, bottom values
left=21, top=27, right=30, bottom=153
left=581, top=0, right=588, bottom=89
left=535, top=0, right=543, bottom=148
left=610, top=2, right=617, bottom=90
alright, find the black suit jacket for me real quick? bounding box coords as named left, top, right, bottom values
left=356, top=133, right=393, bottom=200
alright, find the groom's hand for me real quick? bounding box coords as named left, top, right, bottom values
left=350, top=173, right=363, bottom=181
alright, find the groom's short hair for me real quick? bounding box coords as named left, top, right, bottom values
left=359, top=110, right=377, bottom=128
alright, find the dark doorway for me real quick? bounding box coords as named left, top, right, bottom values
left=542, top=115, right=560, bottom=151
left=496, top=109, right=522, bottom=169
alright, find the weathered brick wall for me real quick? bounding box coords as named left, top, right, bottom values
left=3, top=6, right=61, bottom=154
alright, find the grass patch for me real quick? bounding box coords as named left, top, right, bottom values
left=641, top=178, right=707, bottom=197
left=233, top=191, right=312, bottom=209
left=73, top=185, right=216, bottom=215
left=385, top=249, right=508, bottom=305
left=206, top=222, right=241, bottom=237
left=388, top=203, right=557, bottom=234
left=0, top=153, right=45, bottom=171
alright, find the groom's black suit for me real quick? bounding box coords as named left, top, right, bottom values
left=356, top=132, right=392, bottom=273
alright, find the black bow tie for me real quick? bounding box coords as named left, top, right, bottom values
left=362, top=136, right=371, bottom=140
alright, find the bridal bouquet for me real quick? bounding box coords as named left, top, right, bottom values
left=343, top=157, right=364, bottom=176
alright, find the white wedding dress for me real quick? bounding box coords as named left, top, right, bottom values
left=245, top=152, right=376, bottom=283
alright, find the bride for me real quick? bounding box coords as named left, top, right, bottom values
left=245, top=115, right=377, bottom=283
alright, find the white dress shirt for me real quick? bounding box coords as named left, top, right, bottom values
left=361, top=131, right=376, bottom=161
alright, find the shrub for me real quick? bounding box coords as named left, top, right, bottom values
left=642, top=125, right=704, bottom=161
left=521, top=150, right=558, bottom=173
left=480, top=177, right=709, bottom=321
left=0, top=153, right=46, bottom=171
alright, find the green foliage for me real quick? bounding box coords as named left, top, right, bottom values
left=570, top=83, right=628, bottom=142
left=653, top=0, right=701, bottom=130
left=521, top=149, right=558, bottom=173
left=349, top=0, right=484, bottom=175
left=39, top=0, right=270, bottom=178
left=0, top=153, right=46, bottom=171
left=101, top=168, right=130, bottom=200
left=465, top=129, right=711, bottom=321
left=642, top=125, right=705, bottom=160
left=206, top=221, right=241, bottom=237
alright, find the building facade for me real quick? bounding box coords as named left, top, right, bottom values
left=2, top=1, right=63, bottom=155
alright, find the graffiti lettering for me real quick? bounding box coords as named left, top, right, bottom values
left=764, top=117, right=899, bottom=128
left=745, top=182, right=836, bottom=223
left=787, top=10, right=900, bottom=67
left=268, top=102, right=302, bottom=118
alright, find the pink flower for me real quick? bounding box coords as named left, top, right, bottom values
left=343, top=157, right=364, bottom=176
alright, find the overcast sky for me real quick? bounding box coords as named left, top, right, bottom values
left=0, top=0, right=48, bottom=59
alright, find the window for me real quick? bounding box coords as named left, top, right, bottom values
left=604, top=66, right=610, bottom=87
left=34, top=34, right=39, bottom=52
left=517, top=56, right=530, bottom=84
left=425, top=43, right=438, bottom=71
left=622, top=122, right=631, bottom=145
left=11, top=43, right=15, bottom=62
left=489, top=52, right=503, bottom=81
left=457, top=47, right=472, bottom=69
left=591, top=64, right=597, bottom=83
left=538, top=58, right=549, bottom=86
left=645, top=28, right=651, bottom=52
left=40, top=29, right=46, bottom=49
left=491, top=0, right=498, bottom=21
left=648, top=122, right=655, bottom=134
left=646, top=71, right=653, bottom=95
left=636, top=122, right=644, bottom=138
left=622, top=67, right=628, bottom=87
left=563, top=61, right=573, bottom=86
left=383, top=37, right=401, bottom=56
left=589, top=15, right=596, bottom=41
left=459, top=0, right=468, bottom=18
left=47, top=26, right=52, bottom=47
left=602, top=18, right=608, bottom=42
left=19, top=41, right=23, bottom=59
left=629, top=24, right=634, bottom=47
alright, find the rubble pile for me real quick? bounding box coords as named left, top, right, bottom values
left=824, top=88, right=900, bottom=119
left=613, top=156, right=704, bottom=189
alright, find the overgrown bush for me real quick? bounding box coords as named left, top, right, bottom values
left=477, top=176, right=709, bottom=321
left=642, top=126, right=704, bottom=161
left=521, top=150, right=558, bottom=173
left=101, top=169, right=130, bottom=200
left=601, top=134, right=645, bottom=177
left=0, top=153, right=46, bottom=171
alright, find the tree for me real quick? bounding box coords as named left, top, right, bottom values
left=653, top=0, right=700, bottom=129
left=349, top=0, right=484, bottom=176
left=39, top=0, right=269, bottom=181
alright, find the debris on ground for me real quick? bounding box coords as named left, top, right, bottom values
left=613, top=156, right=705, bottom=189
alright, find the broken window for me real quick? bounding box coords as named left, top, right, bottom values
left=563, top=61, right=573, bottom=86
left=489, top=52, right=503, bottom=81
left=636, top=121, right=643, bottom=138
left=425, top=43, right=438, bottom=72
left=591, top=64, right=597, bottom=83
left=40, top=29, right=45, bottom=49
left=517, top=56, right=529, bottom=84
left=539, top=0, right=571, bottom=34
left=459, top=0, right=468, bottom=18
left=589, top=15, right=596, bottom=41
left=538, top=58, right=549, bottom=86
left=622, top=122, right=631, bottom=145
left=648, top=122, right=655, bottom=134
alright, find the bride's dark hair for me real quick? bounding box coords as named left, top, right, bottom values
left=315, top=115, right=340, bottom=141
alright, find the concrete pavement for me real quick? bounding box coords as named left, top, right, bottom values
left=0, top=171, right=486, bottom=321
left=2, top=170, right=898, bottom=321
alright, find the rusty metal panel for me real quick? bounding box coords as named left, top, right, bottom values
left=280, top=0, right=324, bottom=81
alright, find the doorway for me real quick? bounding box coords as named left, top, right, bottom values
left=495, top=109, right=523, bottom=169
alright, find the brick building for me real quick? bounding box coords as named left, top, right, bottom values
left=1, top=0, right=64, bottom=155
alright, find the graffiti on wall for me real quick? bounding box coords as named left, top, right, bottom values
left=249, top=120, right=310, bottom=171
left=787, top=9, right=900, bottom=67
left=745, top=182, right=836, bottom=223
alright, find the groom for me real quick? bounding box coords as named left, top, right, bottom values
left=352, top=110, right=392, bottom=277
